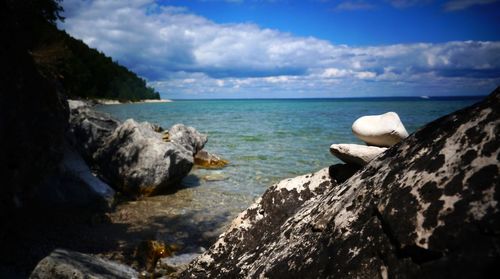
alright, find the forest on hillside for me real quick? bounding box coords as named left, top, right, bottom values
left=33, top=24, right=160, bottom=101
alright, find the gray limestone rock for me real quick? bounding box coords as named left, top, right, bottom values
left=67, top=102, right=207, bottom=197
left=94, top=119, right=194, bottom=196
left=182, top=89, right=499, bottom=278
left=330, top=143, right=387, bottom=166
left=30, top=249, right=138, bottom=279
left=68, top=100, right=120, bottom=160
left=169, top=124, right=207, bottom=155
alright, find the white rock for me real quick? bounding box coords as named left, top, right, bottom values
left=330, top=144, right=387, bottom=166
left=352, top=112, right=409, bottom=147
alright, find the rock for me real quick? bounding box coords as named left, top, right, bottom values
left=68, top=103, right=207, bottom=197
left=1, top=40, right=68, bottom=212
left=133, top=240, right=171, bottom=272
left=94, top=119, right=194, bottom=196
left=32, top=142, right=115, bottom=210
left=169, top=124, right=207, bottom=155
left=182, top=89, right=499, bottom=278
left=68, top=101, right=120, bottom=160
left=29, top=249, right=138, bottom=279
left=330, top=143, right=387, bottom=166
left=194, top=150, right=229, bottom=169
left=352, top=111, right=409, bottom=147
left=202, top=172, right=228, bottom=182
left=159, top=253, right=201, bottom=275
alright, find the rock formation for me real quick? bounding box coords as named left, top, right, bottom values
left=330, top=144, right=387, bottom=166
left=68, top=101, right=208, bottom=197
left=181, top=89, right=499, bottom=278
left=29, top=249, right=138, bottom=279
left=352, top=111, right=409, bottom=147
left=68, top=100, right=120, bottom=160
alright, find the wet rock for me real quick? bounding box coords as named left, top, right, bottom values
left=158, top=253, right=201, bottom=276
left=30, top=249, right=138, bottom=279
left=133, top=240, right=171, bottom=272
left=169, top=124, right=208, bottom=155
left=95, top=119, right=194, bottom=197
left=182, top=89, right=499, bottom=278
left=32, top=142, right=115, bottom=210
left=194, top=150, right=229, bottom=169
left=352, top=111, right=409, bottom=147
left=330, top=143, right=387, bottom=166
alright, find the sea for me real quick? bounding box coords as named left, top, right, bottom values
left=96, top=96, right=482, bottom=248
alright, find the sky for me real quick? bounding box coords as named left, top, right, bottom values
left=59, top=0, right=500, bottom=99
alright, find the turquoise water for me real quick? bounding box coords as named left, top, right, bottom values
left=96, top=97, right=481, bottom=235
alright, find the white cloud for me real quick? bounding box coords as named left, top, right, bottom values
left=60, top=0, right=500, bottom=98
left=444, top=0, right=499, bottom=11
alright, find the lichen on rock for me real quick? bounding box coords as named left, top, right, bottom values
left=181, top=88, right=499, bottom=278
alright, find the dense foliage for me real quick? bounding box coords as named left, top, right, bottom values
left=33, top=24, right=160, bottom=101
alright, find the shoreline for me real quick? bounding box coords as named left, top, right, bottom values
left=96, top=99, right=173, bottom=105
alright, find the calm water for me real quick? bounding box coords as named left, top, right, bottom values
left=96, top=97, right=481, bottom=246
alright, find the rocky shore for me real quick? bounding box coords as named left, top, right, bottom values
left=3, top=88, right=498, bottom=278
left=180, top=88, right=499, bottom=278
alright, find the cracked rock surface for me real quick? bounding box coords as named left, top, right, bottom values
left=68, top=101, right=207, bottom=197
left=182, top=88, right=499, bottom=278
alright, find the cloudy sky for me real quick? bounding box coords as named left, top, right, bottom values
left=59, top=0, right=500, bottom=99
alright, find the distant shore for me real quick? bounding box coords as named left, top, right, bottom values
left=96, top=98, right=173, bottom=105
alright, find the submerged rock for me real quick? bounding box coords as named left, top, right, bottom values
left=159, top=253, right=202, bottom=276
left=95, top=119, right=194, bottom=196
left=330, top=143, right=387, bottom=166
left=30, top=249, right=138, bottom=279
left=352, top=111, right=409, bottom=147
left=133, top=240, right=171, bottom=272
left=194, top=150, right=229, bottom=169
left=182, top=89, right=499, bottom=278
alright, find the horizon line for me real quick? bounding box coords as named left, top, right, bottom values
left=164, top=95, right=487, bottom=101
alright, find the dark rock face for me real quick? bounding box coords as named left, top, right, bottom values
left=0, top=23, right=68, bottom=214
left=29, top=249, right=138, bottom=279
left=182, top=89, right=499, bottom=278
left=32, top=142, right=115, bottom=210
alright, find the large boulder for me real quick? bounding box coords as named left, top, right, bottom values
left=169, top=124, right=208, bottom=155
left=352, top=111, right=409, bottom=147
left=330, top=143, right=387, bottom=166
left=182, top=89, right=499, bottom=278
left=94, top=119, right=194, bottom=196
left=30, top=249, right=138, bottom=279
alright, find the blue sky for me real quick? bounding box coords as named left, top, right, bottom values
left=60, top=0, right=500, bottom=98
